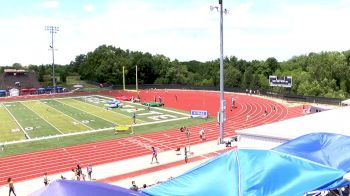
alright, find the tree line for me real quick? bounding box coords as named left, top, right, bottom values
left=2, top=44, right=350, bottom=98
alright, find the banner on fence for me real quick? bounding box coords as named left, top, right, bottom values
left=191, top=110, right=208, bottom=118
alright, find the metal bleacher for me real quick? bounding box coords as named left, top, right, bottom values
left=0, top=69, right=41, bottom=89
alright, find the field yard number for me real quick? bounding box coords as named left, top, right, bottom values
left=138, top=111, right=162, bottom=116
left=24, top=127, right=33, bottom=131
left=11, top=128, right=20, bottom=132
left=120, top=104, right=178, bottom=121
left=84, top=97, right=104, bottom=104
left=72, top=121, right=79, bottom=125
left=121, top=108, right=145, bottom=113
left=81, top=120, right=89, bottom=124
left=120, top=105, right=145, bottom=113
left=148, top=115, right=177, bottom=121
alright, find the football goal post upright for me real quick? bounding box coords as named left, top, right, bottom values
left=136, top=65, right=138, bottom=92
left=123, top=66, right=125, bottom=91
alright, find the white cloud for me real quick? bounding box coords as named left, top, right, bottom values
left=84, top=4, right=94, bottom=13
left=41, top=0, right=60, bottom=9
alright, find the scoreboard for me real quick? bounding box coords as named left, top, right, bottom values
left=269, top=76, right=292, bottom=88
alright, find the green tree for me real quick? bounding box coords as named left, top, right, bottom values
left=38, top=65, right=45, bottom=82
left=224, top=66, right=241, bottom=87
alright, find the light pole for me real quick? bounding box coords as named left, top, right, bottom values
left=211, top=0, right=228, bottom=143
left=45, top=26, right=59, bottom=93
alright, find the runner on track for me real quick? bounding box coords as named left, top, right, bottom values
left=151, top=146, right=159, bottom=164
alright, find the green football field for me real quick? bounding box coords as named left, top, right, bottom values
left=0, top=95, right=190, bottom=143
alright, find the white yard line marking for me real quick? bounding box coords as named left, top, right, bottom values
left=35, top=100, right=94, bottom=130
left=55, top=99, right=116, bottom=125
left=73, top=97, right=145, bottom=123
left=96, top=94, right=190, bottom=117
left=3, top=127, right=115, bottom=145
left=1, top=103, right=30, bottom=139
left=20, top=102, right=64, bottom=134
left=131, top=117, right=189, bottom=127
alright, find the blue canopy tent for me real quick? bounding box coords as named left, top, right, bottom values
left=55, top=86, right=64, bottom=93
left=37, top=88, right=45, bottom=94
left=29, top=180, right=146, bottom=196
left=143, top=133, right=350, bottom=196
left=45, top=87, right=53, bottom=93
left=0, top=90, right=6, bottom=97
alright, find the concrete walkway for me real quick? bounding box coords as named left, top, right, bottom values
left=0, top=140, right=234, bottom=195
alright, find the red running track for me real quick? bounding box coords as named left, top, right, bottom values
left=0, top=89, right=305, bottom=185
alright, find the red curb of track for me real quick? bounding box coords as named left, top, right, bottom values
left=98, top=146, right=236, bottom=183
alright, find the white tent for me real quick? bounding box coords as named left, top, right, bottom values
left=9, top=88, right=19, bottom=96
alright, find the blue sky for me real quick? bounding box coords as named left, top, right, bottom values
left=0, top=0, right=350, bottom=66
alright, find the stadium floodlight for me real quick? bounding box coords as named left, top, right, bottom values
left=45, top=26, right=59, bottom=93
left=211, top=0, right=228, bottom=144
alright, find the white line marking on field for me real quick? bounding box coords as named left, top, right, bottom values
left=1, top=103, right=30, bottom=139
left=55, top=99, right=116, bottom=125
left=36, top=100, right=94, bottom=130
left=96, top=94, right=190, bottom=117
left=73, top=97, right=144, bottom=123
left=20, top=102, right=64, bottom=134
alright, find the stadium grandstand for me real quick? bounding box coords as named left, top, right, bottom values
left=0, top=69, right=60, bottom=96
left=0, top=69, right=41, bottom=89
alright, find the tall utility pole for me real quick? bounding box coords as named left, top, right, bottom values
left=219, top=0, right=225, bottom=144
left=45, top=26, right=59, bottom=92
left=123, top=66, right=126, bottom=91
left=211, top=0, right=228, bottom=143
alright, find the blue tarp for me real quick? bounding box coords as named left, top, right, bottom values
left=29, top=180, right=146, bottom=196
left=143, top=133, right=350, bottom=196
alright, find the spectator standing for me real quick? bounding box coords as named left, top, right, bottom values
left=76, top=165, right=82, bottom=180
left=130, top=181, right=139, bottom=191
left=132, top=113, right=136, bottom=124
left=87, top=164, right=93, bottom=181
left=199, top=128, right=206, bottom=141
left=43, top=172, right=49, bottom=186
left=231, top=97, right=235, bottom=111
left=151, top=146, right=159, bottom=164
left=184, top=147, right=188, bottom=163
left=8, top=177, right=16, bottom=196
